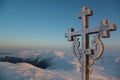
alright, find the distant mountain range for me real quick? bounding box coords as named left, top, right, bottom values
left=0, top=52, right=75, bottom=71
left=0, top=55, right=52, bottom=69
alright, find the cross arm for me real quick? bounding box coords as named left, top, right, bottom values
left=100, top=19, right=116, bottom=38
left=65, top=28, right=75, bottom=41
left=65, top=19, right=116, bottom=41
left=65, top=28, right=82, bottom=41
left=84, top=19, right=116, bottom=37
left=79, top=6, right=93, bottom=19
left=65, top=27, right=101, bottom=41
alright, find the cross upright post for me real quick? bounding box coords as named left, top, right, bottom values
left=79, top=7, right=93, bottom=80
left=65, top=6, right=116, bottom=80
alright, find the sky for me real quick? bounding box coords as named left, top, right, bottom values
left=0, top=0, right=120, bottom=54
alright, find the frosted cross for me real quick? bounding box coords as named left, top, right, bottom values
left=65, top=6, right=116, bottom=80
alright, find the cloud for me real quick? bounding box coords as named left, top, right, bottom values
left=90, top=72, right=109, bottom=80
left=54, top=51, right=64, bottom=58
left=12, top=49, right=52, bottom=58
left=1, top=62, right=120, bottom=80
left=20, top=50, right=34, bottom=54
left=70, top=58, right=80, bottom=72
left=1, top=50, right=120, bottom=80
left=110, top=78, right=120, bottom=80
left=0, top=62, right=78, bottom=80
left=115, top=57, right=120, bottom=63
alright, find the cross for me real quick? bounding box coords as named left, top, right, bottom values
left=65, top=6, right=116, bottom=80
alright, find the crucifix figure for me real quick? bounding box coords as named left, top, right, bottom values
left=65, top=6, right=116, bottom=80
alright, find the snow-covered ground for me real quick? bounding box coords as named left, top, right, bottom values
left=0, top=50, right=120, bottom=80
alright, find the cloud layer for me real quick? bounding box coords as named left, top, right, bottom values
left=0, top=49, right=120, bottom=80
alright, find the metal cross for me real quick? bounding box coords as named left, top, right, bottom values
left=65, top=6, right=116, bottom=80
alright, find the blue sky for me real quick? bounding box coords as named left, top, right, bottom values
left=0, top=0, right=120, bottom=53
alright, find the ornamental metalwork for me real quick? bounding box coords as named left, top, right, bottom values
left=65, top=6, right=116, bottom=80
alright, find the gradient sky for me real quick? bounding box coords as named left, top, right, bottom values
left=0, top=0, right=120, bottom=53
